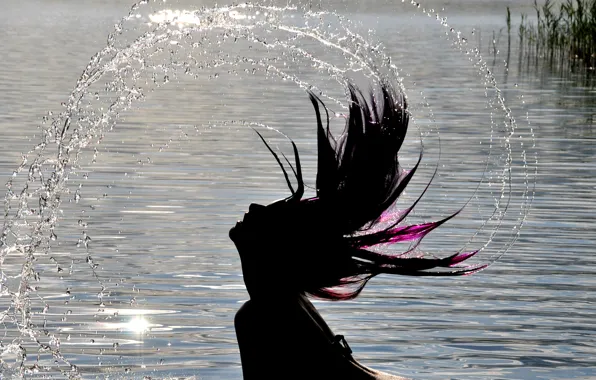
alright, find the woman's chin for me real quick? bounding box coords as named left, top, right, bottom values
left=228, top=220, right=243, bottom=240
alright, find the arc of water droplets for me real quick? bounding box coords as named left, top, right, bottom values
left=0, top=0, right=536, bottom=376
left=413, top=0, right=537, bottom=260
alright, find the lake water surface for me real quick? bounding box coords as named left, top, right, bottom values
left=1, top=0, right=595, bottom=379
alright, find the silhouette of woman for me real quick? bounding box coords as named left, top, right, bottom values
left=229, top=79, right=485, bottom=379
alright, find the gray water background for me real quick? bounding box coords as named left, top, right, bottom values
left=0, top=0, right=594, bottom=379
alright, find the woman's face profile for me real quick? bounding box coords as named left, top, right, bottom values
left=229, top=199, right=334, bottom=261
left=229, top=202, right=280, bottom=245
left=229, top=201, right=307, bottom=255
left=229, top=201, right=314, bottom=297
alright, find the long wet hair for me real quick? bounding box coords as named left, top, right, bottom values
left=253, top=79, right=485, bottom=301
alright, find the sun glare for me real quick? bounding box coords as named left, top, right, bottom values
left=126, top=316, right=150, bottom=333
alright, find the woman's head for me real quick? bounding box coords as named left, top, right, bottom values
left=231, top=79, right=485, bottom=300
left=230, top=198, right=351, bottom=299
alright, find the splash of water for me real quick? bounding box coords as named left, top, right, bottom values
left=0, top=0, right=535, bottom=377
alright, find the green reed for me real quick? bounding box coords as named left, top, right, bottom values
left=514, top=0, right=595, bottom=74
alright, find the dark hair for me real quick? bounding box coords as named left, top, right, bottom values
left=249, top=80, right=485, bottom=301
